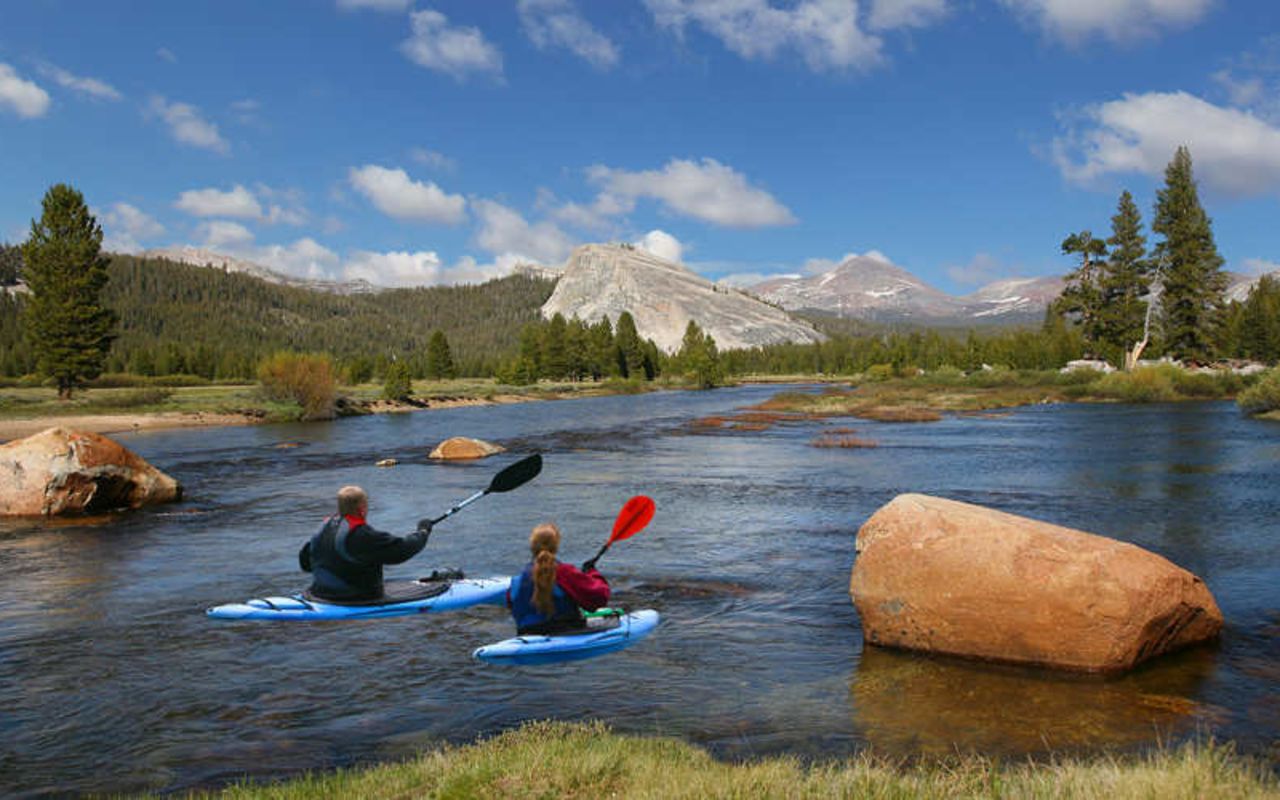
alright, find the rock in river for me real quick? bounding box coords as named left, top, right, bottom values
left=429, top=436, right=506, bottom=460
left=0, top=427, right=182, bottom=516
left=848, top=493, right=1223, bottom=673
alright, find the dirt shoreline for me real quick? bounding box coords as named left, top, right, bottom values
left=0, top=394, right=544, bottom=443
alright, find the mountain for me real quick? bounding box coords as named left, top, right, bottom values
left=140, top=246, right=379, bottom=295
left=542, top=243, right=824, bottom=352
left=1226, top=270, right=1280, bottom=303
left=751, top=254, right=1062, bottom=326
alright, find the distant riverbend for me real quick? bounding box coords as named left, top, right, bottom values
left=0, top=386, right=1276, bottom=795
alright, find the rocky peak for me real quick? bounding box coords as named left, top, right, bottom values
left=541, top=243, right=823, bottom=352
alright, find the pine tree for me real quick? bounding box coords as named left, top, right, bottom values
left=1239, top=276, right=1280, bottom=362
left=1097, top=191, right=1151, bottom=364
left=0, top=242, right=22, bottom=285
left=383, top=359, right=413, bottom=401
left=1152, top=147, right=1227, bottom=362
left=614, top=311, right=644, bottom=378
left=425, top=330, right=456, bottom=379
left=587, top=317, right=616, bottom=380
left=22, top=184, right=117, bottom=398
left=1053, top=230, right=1107, bottom=355
left=677, top=320, right=723, bottom=389
left=541, top=313, right=570, bottom=379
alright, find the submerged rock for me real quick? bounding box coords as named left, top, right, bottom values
left=0, top=427, right=182, bottom=516
left=849, top=493, right=1223, bottom=673
left=429, top=437, right=506, bottom=460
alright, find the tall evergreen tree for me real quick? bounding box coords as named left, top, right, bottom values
left=1238, top=275, right=1280, bottom=362
left=1152, top=147, right=1227, bottom=361
left=614, top=311, right=644, bottom=378
left=1098, top=190, right=1151, bottom=363
left=1053, top=230, right=1107, bottom=354
left=0, top=242, right=22, bottom=285
left=541, top=312, right=570, bottom=379
left=425, top=329, right=456, bottom=379
left=22, top=185, right=117, bottom=398
left=587, top=317, right=616, bottom=380
left=676, top=320, right=723, bottom=389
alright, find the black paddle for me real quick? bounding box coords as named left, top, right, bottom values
left=424, top=453, right=542, bottom=527
left=582, top=495, right=655, bottom=571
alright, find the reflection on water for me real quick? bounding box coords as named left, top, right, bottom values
left=851, top=646, right=1223, bottom=755
left=0, top=390, right=1277, bottom=795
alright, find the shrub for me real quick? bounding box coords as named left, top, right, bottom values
left=1238, top=367, right=1280, bottom=415
left=1054, top=367, right=1106, bottom=386
left=1172, top=370, right=1240, bottom=398
left=382, top=361, right=413, bottom=402
left=1091, top=365, right=1178, bottom=403
left=257, top=352, right=337, bottom=420
left=865, top=363, right=894, bottom=382
left=928, top=365, right=966, bottom=384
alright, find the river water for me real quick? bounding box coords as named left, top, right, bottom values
left=1, top=386, right=1277, bottom=796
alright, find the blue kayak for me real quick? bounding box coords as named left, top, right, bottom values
left=473, top=609, right=659, bottom=665
left=206, top=576, right=510, bottom=621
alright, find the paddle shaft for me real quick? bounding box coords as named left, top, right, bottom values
left=426, top=489, right=486, bottom=526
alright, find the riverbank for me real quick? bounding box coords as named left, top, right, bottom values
left=0, top=378, right=653, bottom=442
left=197, top=721, right=1276, bottom=799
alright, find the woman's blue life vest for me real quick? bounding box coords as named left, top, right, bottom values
left=306, top=516, right=382, bottom=600
left=509, top=562, right=586, bottom=635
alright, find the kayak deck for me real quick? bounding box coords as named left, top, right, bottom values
left=473, top=609, right=659, bottom=665
left=206, top=576, right=510, bottom=621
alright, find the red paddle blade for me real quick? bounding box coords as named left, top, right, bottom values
left=610, top=495, right=655, bottom=543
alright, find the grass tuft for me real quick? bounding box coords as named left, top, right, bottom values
left=191, top=721, right=1279, bottom=800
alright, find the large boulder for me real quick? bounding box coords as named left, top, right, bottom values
left=0, top=427, right=182, bottom=516
left=429, top=436, right=506, bottom=460
left=849, top=494, right=1223, bottom=673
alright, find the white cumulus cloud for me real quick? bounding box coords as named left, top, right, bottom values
left=401, top=9, right=503, bottom=80
left=945, top=252, right=1007, bottom=287
left=0, top=63, right=51, bottom=118
left=634, top=229, right=684, bottom=263
left=196, top=220, right=256, bottom=250
left=518, top=0, right=620, bottom=69
left=148, top=95, right=229, bottom=154
left=474, top=199, right=576, bottom=264
left=410, top=147, right=456, bottom=171
left=588, top=158, right=796, bottom=228
left=1053, top=91, right=1280, bottom=197
left=175, top=185, right=263, bottom=219
left=38, top=64, right=122, bottom=101
left=999, top=0, right=1214, bottom=44
left=348, top=165, right=467, bottom=224
left=100, top=203, right=165, bottom=253
left=1241, top=257, right=1280, bottom=277
left=643, top=0, right=883, bottom=72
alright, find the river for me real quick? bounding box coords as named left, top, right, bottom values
left=1, top=386, right=1277, bottom=796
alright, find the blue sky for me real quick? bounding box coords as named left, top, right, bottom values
left=2, top=0, right=1279, bottom=293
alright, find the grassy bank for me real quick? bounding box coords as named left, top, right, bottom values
left=747, top=365, right=1259, bottom=421
left=197, top=721, right=1276, bottom=799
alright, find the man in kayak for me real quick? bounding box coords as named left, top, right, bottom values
left=507, top=522, right=610, bottom=634
left=299, top=486, right=432, bottom=601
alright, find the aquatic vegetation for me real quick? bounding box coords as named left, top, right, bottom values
left=1238, top=367, right=1280, bottom=416
left=810, top=433, right=878, bottom=448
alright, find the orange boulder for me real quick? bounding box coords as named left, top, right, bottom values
left=849, top=493, right=1222, bottom=673
left=0, top=427, right=182, bottom=516
left=428, top=436, right=506, bottom=460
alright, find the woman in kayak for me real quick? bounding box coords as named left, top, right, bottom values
left=507, top=522, right=610, bottom=634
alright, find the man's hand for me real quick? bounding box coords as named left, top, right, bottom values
left=416, top=518, right=434, bottom=537
left=581, top=557, right=598, bottom=572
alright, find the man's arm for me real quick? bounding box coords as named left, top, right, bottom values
left=346, top=525, right=429, bottom=565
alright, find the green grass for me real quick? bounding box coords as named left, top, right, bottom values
left=188, top=721, right=1277, bottom=799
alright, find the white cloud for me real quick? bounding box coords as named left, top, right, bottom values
left=999, top=0, right=1214, bottom=44
left=518, top=0, right=620, bottom=69
left=945, top=252, right=1006, bottom=286
left=643, top=0, right=883, bottom=73
left=38, top=64, right=122, bottom=101
left=196, top=220, right=256, bottom=249
left=635, top=229, right=684, bottom=263
left=100, top=203, right=165, bottom=253
left=868, top=0, right=949, bottom=30
left=474, top=199, right=576, bottom=264
left=409, top=147, right=456, bottom=171
left=336, top=0, right=411, bottom=10
left=1213, top=69, right=1265, bottom=109
left=587, top=158, right=796, bottom=228
left=175, top=185, right=263, bottom=219
left=716, top=270, right=799, bottom=288
left=0, top=63, right=51, bottom=119
left=401, top=9, right=503, bottom=80
left=1052, top=91, right=1280, bottom=196
left=156, top=48, right=177, bottom=63
left=256, top=238, right=343, bottom=280
left=147, top=95, right=229, bottom=154
left=255, top=184, right=310, bottom=226
left=348, top=164, right=467, bottom=224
